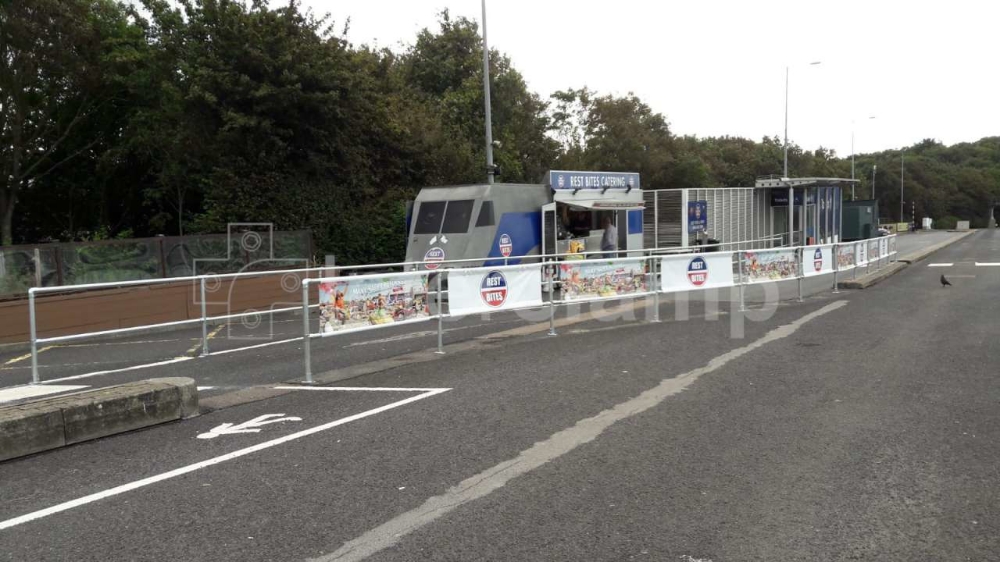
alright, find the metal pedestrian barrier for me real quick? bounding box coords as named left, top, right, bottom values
left=25, top=235, right=896, bottom=385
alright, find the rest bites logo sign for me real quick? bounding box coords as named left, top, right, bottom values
left=687, top=256, right=708, bottom=286
left=480, top=270, right=508, bottom=307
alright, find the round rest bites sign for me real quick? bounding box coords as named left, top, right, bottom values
left=423, top=247, right=445, bottom=270
left=499, top=234, right=513, bottom=258
left=480, top=270, right=508, bottom=307
left=687, top=256, right=708, bottom=286
left=813, top=248, right=823, bottom=272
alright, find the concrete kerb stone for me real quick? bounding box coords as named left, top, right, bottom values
left=0, top=377, right=199, bottom=462
left=838, top=231, right=975, bottom=290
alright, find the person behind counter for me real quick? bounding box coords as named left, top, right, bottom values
left=601, top=216, right=618, bottom=258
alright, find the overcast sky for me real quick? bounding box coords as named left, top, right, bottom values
left=303, top=0, right=997, bottom=157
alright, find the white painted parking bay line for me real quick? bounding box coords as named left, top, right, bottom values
left=975, top=262, right=1000, bottom=267
left=0, top=387, right=450, bottom=532
left=274, top=386, right=451, bottom=392
left=0, top=384, right=89, bottom=404
left=928, top=263, right=953, bottom=267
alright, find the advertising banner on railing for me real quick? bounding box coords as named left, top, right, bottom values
left=856, top=242, right=868, bottom=266
left=869, top=239, right=880, bottom=261
left=741, top=249, right=800, bottom=284
left=448, top=265, right=543, bottom=316
left=879, top=237, right=889, bottom=257
left=889, top=235, right=897, bottom=255
left=837, top=244, right=856, bottom=270
left=660, top=253, right=734, bottom=292
left=801, top=246, right=833, bottom=277
left=560, top=258, right=648, bottom=301
left=318, top=273, right=430, bottom=334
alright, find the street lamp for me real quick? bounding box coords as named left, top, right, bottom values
left=872, top=164, right=877, bottom=200
left=851, top=115, right=876, bottom=199
left=900, top=148, right=906, bottom=222
left=783, top=61, right=822, bottom=178
left=481, top=0, right=495, bottom=185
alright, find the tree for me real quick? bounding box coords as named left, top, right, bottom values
left=0, top=0, right=136, bottom=245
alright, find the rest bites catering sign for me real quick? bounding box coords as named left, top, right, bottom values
left=448, top=265, right=543, bottom=316
left=659, top=253, right=736, bottom=292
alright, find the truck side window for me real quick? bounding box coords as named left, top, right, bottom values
left=413, top=201, right=446, bottom=234
left=475, top=201, right=495, bottom=227
left=441, top=200, right=475, bottom=233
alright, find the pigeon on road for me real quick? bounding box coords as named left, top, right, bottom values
left=940, top=274, right=952, bottom=287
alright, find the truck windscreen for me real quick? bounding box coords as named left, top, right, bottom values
left=441, top=200, right=475, bottom=233
left=413, top=201, right=446, bottom=234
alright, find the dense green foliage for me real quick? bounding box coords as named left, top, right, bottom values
left=3, top=0, right=998, bottom=262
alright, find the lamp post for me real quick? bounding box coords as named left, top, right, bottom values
left=783, top=61, right=822, bottom=178
left=481, top=0, right=495, bottom=184
left=851, top=116, right=876, bottom=199
left=872, top=164, right=877, bottom=200
left=900, top=149, right=906, bottom=222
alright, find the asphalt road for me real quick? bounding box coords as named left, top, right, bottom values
left=2, top=230, right=995, bottom=562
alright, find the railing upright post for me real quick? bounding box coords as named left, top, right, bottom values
left=797, top=248, right=804, bottom=303
left=29, top=289, right=40, bottom=384
left=832, top=245, right=840, bottom=294
left=738, top=252, right=746, bottom=312
left=650, top=257, right=660, bottom=323
left=302, top=280, right=313, bottom=384
left=435, top=273, right=445, bottom=354
left=200, top=277, right=209, bottom=356
left=547, top=264, right=557, bottom=336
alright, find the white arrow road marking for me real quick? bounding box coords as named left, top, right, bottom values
left=0, top=388, right=450, bottom=531
left=196, top=413, right=303, bottom=439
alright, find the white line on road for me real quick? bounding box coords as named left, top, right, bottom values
left=975, top=262, right=1000, bottom=267
left=928, top=263, right=954, bottom=267
left=0, top=384, right=89, bottom=404
left=0, top=387, right=451, bottom=532
left=312, top=300, right=849, bottom=562
left=274, top=386, right=452, bottom=393
left=40, top=357, right=194, bottom=384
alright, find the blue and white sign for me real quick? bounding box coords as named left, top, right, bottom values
left=549, top=170, right=640, bottom=191
left=801, top=245, right=832, bottom=277
left=447, top=264, right=543, bottom=316
left=686, top=256, right=709, bottom=286
left=659, top=253, right=736, bottom=292
left=479, top=270, right=508, bottom=308
left=423, top=247, right=445, bottom=270
left=770, top=189, right=817, bottom=206
left=688, top=201, right=708, bottom=233
left=499, top=233, right=513, bottom=258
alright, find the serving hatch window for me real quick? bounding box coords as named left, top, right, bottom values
left=476, top=200, right=495, bottom=227
left=413, top=201, right=446, bottom=234
left=441, top=200, right=475, bottom=233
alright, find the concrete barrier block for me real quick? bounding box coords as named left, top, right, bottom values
left=0, top=378, right=199, bottom=462
left=0, top=406, right=66, bottom=461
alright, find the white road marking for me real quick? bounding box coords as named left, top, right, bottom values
left=204, top=337, right=302, bottom=356
left=40, top=357, right=194, bottom=384
left=0, top=384, right=89, bottom=404
left=0, top=387, right=450, bottom=531
left=197, top=386, right=215, bottom=391
left=928, top=263, right=953, bottom=267
left=312, top=301, right=848, bottom=562
left=975, top=262, right=1000, bottom=267
left=196, top=413, right=302, bottom=439
left=274, top=386, right=452, bottom=392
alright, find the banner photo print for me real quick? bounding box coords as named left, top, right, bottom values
left=448, top=265, right=543, bottom=316
left=660, top=253, right=735, bottom=292
left=869, top=239, right=880, bottom=261
left=801, top=246, right=833, bottom=277
left=318, top=273, right=430, bottom=333
left=837, top=244, right=856, bottom=270
left=889, top=236, right=898, bottom=255
left=560, top=259, right=648, bottom=301
left=741, top=249, right=799, bottom=283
